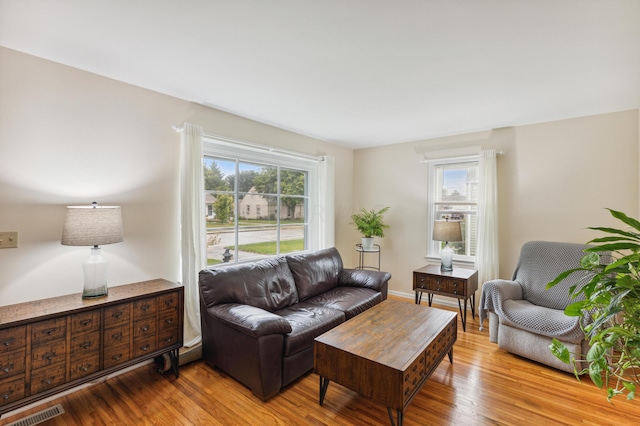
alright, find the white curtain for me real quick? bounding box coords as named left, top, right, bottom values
left=475, top=149, right=499, bottom=286
left=179, top=122, right=205, bottom=347
left=318, top=155, right=335, bottom=248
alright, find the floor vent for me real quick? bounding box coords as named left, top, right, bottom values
left=5, top=404, right=65, bottom=426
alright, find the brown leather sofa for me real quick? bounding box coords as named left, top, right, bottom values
left=199, top=247, right=391, bottom=400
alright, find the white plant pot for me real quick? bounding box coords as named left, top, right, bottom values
left=361, top=237, right=374, bottom=251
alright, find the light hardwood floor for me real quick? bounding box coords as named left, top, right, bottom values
left=2, top=296, right=639, bottom=425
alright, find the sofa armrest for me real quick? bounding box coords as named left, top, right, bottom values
left=338, top=268, right=391, bottom=295
left=479, top=279, right=523, bottom=329
left=208, top=304, right=292, bottom=338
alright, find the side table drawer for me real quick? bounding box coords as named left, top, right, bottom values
left=104, top=303, right=131, bottom=327
left=104, top=324, right=130, bottom=348
left=32, top=318, right=67, bottom=344
left=0, top=375, right=25, bottom=407
left=0, top=350, right=26, bottom=378
left=30, top=364, right=65, bottom=394
left=0, top=327, right=26, bottom=354
left=31, top=339, right=66, bottom=370
left=104, top=344, right=131, bottom=369
left=70, top=353, right=100, bottom=381
left=448, top=279, right=467, bottom=296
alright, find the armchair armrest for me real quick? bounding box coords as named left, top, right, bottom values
left=338, top=268, right=391, bottom=299
left=479, top=279, right=523, bottom=329
left=208, top=304, right=292, bottom=338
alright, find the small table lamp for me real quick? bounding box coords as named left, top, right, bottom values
left=61, top=202, right=124, bottom=298
left=433, top=219, right=462, bottom=271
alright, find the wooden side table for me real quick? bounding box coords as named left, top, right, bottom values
left=413, top=265, right=478, bottom=332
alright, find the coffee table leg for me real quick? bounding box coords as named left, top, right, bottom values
left=387, top=407, right=403, bottom=426
left=319, top=376, right=330, bottom=406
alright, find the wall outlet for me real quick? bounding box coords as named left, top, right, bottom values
left=0, top=232, right=18, bottom=248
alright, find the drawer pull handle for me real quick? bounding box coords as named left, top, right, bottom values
left=81, top=365, right=91, bottom=372
left=113, top=311, right=123, bottom=319
left=80, top=319, right=92, bottom=326
left=113, top=355, right=122, bottom=361
left=141, top=305, right=150, bottom=311
left=80, top=342, right=92, bottom=349
left=3, top=366, right=11, bottom=373
left=165, top=300, right=174, bottom=306
left=140, top=345, right=149, bottom=352
left=3, top=390, right=13, bottom=399
left=112, top=332, right=123, bottom=340
left=3, top=338, right=14, bottom=346
left=164, top=337, right=173, bottom=343
left=141, top=326, right=149, bottom=332
left=45, top=329, right=55, bottom=335
left=45, top=379, right=52, bottom=385
left=165, top=319, right=173, bottom=324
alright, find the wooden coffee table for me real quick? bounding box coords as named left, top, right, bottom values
left=314, top=299, right=457, bottom=426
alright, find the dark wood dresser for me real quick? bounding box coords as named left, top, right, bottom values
left=0, top=279, right=183, bottom=417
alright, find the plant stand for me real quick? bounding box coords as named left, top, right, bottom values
left=356, top=243, right=380, bottom=271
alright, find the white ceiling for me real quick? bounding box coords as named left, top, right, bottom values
left=1, top=1, right=639, bottom=149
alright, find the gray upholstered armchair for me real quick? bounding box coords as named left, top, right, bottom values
left=479, top=241, right=599, bottom=373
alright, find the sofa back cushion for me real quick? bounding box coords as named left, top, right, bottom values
left=199, top=256, right=299, bottom=312
left=285, top=247, right=343, bottom=301
left=513, top=241, right=593, bottom=310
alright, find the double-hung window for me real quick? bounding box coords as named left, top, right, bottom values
left=202, top=137, right=320, bottom=265
left=427, top=156, right=479, bottom=263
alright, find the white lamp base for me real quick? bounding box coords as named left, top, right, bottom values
left=83, top=246, right=109, bottom=298
left=440, top=243, right=454, bottom=272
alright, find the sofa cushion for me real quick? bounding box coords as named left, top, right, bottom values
left=286, top=247, right=343, bottom=301
left=274, top=303, right=344, bottom=356
left=304, top=287, right=383, bottom=320
left=500, top=299, right=584, bottom=344
left=199, top=256, right=299, bottom=312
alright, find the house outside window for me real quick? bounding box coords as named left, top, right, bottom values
left=203, top=137, right=318, bottom=266
left=427, top=156, right=479, bottom=263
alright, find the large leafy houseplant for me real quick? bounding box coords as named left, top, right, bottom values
left=546, top=209, right=640, bottom=401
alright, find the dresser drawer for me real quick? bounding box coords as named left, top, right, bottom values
left=71, top=310, right=101, bottom=335
left=133, top=318, right=156, bottom=340
left=104, top=303, right=131, bottom=327
left=30, top=364, right=65, bottom=394
left=159, top=292, right=179, bottom=311
left=70, top=353, right=100, bottom=381
left=133, top=297, right=157, bottom=319
left=0, top=375, right=25, bottom=407
left=103, top=324, right=130, bottom=348
left=0, top=327, right=26, bottom=354
left=32, top=318, right=67, bottom=344
left=0, top=350, right=26, bottom=378
left=31, top=339, right=66, bottom=369
left=158, top=309, right=179, bottom=331
left=104, top=344, right=130, bottom=369
left=71, top=331, right=100, bottom=357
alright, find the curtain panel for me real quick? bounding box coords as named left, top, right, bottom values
left=475, top=149, right=499, bottom=286
left=179, top=123, right=205, bottom=347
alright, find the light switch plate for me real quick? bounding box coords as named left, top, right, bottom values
left=0, top=231, right=18, bottom=248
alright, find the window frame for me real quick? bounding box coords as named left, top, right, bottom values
left=202, top=137, right=320, bottom=266
left=426, top=155, right=479, bottom=265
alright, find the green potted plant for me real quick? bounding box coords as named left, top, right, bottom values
left=350, top=206, right=390, bottom=250
left=547, top=208, right=640, bottom=401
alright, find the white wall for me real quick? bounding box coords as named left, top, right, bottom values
left=353, top=110, right=639, bottom=296
left=0, top=47, right=354, bottom=306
